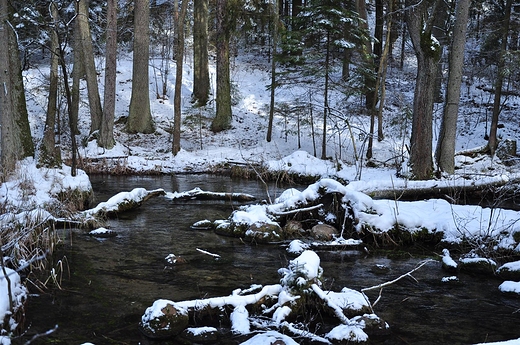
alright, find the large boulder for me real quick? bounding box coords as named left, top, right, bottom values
left=140, top=300, right=189, bottom=339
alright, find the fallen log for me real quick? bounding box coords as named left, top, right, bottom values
left=83, top=188, right=166, bottom=218
left=165, top=187, right=256, bottom=202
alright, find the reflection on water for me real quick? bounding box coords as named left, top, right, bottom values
left=22, top=175, right=520, bottom=344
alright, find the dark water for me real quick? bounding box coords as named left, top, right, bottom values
left=20, top=175, right=520, bottom=345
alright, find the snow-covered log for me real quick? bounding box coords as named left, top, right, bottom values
left=165, top=187, right=255, bottom=202
left=83, top=188, right=165, bottom=217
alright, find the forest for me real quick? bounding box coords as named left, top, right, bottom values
left=0, top=0, right=518, bottom=181
left=0, top=0, right=520, bottom=343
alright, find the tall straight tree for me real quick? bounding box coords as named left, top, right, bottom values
left=99, top=0, right=117, bottom=149
left=127, top=0, right=154, bottom=134
left=192, top=0, right=210, bottom=106
left=488, top=0, right=513, bottom=156
left=39, top=1, right=62, bottom=167
left=172, top=0, right=189, bottom=155
left=435, top=0, right=471, bottom=173
left=77, top=0, right=103, bottom=134
left=0, top=0, right=34, bottom=174
left=406, top=0, right=441, bottom=179
left=211, top=0, right=233, bottom=132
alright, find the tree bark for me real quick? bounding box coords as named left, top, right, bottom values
left=211, top=0, right=232, bottom=132
left=77, top=0, right=103, bottom=134
left=173, top=0, right=189, bottom=155
left=406, top=0, right=441, bottom=180
left=488, top=0, right=512, bottom=156
left=127, top=0, right=154, bottom=134
left=435, top=0, right=471, bottom=174
left=39, top=1, right=62, bottom=167
left=192, top=0, right=210, bottom=106
left=99, top=0, right=117, bottom=149
left=1, top=0, right=35, bottom=175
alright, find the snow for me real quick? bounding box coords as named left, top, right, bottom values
left=286, top=250, right=321, bottom=280
left=498, top=281, right=520, bottom=294
left=441, top=249, right=458, bottom=269
left=474, top=338, right=520, bottom=345
left=497, top=260, right=520, bottom=274
left=2, top=17, right=520, bottom=344
left=0, top=268, right=27, bottom=333
left=239, top=331, right=299, bottom=345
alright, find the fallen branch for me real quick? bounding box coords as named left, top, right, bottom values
left=196, top=248, right=221, bottom=258
left=361, top=259, right=434, bottom=307
left=269, top=203, right=324, bottom=216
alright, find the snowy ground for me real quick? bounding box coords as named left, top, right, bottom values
left=1, top=45, right=519, bottom=344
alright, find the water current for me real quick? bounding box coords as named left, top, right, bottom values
left=21, top=175, right=520, bottom=344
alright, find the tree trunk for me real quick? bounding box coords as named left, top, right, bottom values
left=127, top=0, right=154, bottom=134
left=355, top=0, right=376, bottom=109
left=406, top=0, right=441, bottom=180
left=99, top=0, right=117, bottom=149
left=267, top=0, right=278, bottom=143
left=40, top=1, right=62, bottom=167
left=77, top=0, right=103, bottom=134
left=211, top=0, right=232, bottom=133
left=193, top=0, right=210, bottom=106
left=1, top=0, right=35, bottom=175
left=488, top=0, right=512, bottom=156
left=321, top=32, right=331, bottom=160
left=435, top=0, right=471, bottom=174
left=173, top=0, right=189, bottom=155
left=70, top=18, right=81, bottom=136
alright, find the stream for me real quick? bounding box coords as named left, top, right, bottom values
left=21, top=175, right=520, bottom=345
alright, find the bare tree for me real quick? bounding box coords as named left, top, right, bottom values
left=192, top=0, right=210, bottom=106
left=127, top=0, right=155, bottom=134
left=76, top=0, right=103, bottom=134
left=435, top=0, right=471, bottom=173
left=39, top=1, right=62, bottom=167
left=172, top=0, right=189, bottom=155
left=99, top=0, right=117, bottom=149
left=488, top=0, right=513, bottom=156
